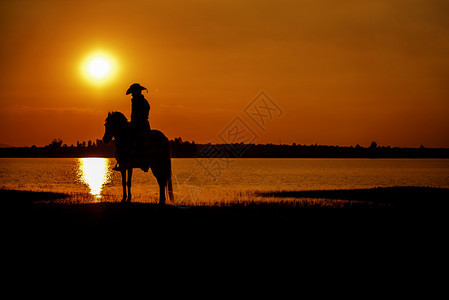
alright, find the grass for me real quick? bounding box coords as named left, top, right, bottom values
left=2, top=186, right=447, bottom=276
left=0, top=187, right=162, bottom=205
left=255, top=186, right=449, bottom=208
left=2, top=186, right=448, bottom=255
left=2, top=185, right=449, bottom=208
left=0, top=188, right=69, bottom=205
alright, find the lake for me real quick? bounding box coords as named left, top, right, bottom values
left=1, top=158, right=448, bottom=205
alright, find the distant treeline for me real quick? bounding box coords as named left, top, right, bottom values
left=0, top=138, right=448, bottom=158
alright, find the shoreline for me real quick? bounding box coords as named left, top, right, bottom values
left=2, top=185, right=448, bottom=206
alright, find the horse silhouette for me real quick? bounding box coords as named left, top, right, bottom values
left=102, top=111, right=173, bottom=205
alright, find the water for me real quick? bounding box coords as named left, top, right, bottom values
left=1, top=158, right=448, bottom=204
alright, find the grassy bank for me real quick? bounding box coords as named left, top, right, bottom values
left=0, top=188, right=69, bottom=205
left=2, top=186, right=448, bottom=233
left=2, top=185, right=449, bottom=209
left=3, top=185, right=448, bottom=207
left=2, top=186, right=448, bottom=269
left=255, top=186, right=449, bottom=208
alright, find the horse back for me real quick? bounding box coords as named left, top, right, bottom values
left=143, top=129, right=170, bottom=153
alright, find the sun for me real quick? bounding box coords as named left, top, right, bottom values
left=87, top=57, right=111, bottom=79
left=81, top=51, right=117, bottom=84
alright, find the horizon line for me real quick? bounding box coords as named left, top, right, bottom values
left=1, top=140, right=449, bottom=150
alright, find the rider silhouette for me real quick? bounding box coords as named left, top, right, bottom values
left=113, top=83, right=151, bottom=171
left=128, top=83, right=151, bottom=131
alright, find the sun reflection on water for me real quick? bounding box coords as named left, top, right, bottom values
left=78, top=158, right=111, bottom=199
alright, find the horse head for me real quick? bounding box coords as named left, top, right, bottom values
left=103, top=111, right=128, bottom=143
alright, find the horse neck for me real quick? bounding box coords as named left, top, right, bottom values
left=113, top=122, right=129, bottom=141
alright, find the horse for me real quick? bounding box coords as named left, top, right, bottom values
left=102, top=111, right=174, bottom=205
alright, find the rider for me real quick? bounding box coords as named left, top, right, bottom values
left=113, top=83, right=151, bottom=171
left=128, top=83, right=151, bottom=132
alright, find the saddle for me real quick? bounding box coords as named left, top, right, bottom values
left=131, top=129, right=151, bottom=172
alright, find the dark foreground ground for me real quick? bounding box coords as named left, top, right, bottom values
left=2, top=186, right=448, bottom=244
left=1, top=187, right=448, bottom=286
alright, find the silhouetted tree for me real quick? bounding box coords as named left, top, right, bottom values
left=46, top=138, right=63, bottom=149
left=1, top=137, right=449, bottom=158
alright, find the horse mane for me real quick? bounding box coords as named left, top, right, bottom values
left=106, top=111, right=129, bottom=127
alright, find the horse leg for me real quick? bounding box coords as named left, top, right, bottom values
left=158, top=178, right=166, bottom=206
left=127, top=168, right=132, bottom=202
left=121, top=170, right=127, bottom=203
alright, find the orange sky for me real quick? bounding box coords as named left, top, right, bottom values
left=1, top=0, right=448, bottom=147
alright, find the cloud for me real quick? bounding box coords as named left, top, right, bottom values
left=5, top=105, right=102, bottom=115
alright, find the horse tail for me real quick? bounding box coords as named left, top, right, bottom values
left=166, top=144, right=174, bottom=203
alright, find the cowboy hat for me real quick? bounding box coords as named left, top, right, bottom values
left=126, top=83, right=148, bottom=95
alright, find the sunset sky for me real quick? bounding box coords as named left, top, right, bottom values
left=1, top=0, right=448, bottom=148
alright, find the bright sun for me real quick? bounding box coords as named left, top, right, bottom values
left=82, top=51, right=117, bottom=84
left=87, top=57, right=111, bottom=79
